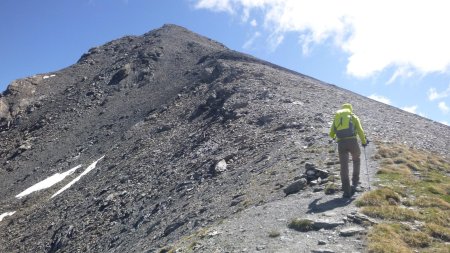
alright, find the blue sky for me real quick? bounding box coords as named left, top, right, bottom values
left=1, top=0, right=449, bottom=125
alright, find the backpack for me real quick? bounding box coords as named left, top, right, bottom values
left=333, top=110, right=355, bottom=139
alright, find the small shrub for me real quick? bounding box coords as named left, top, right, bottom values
left=288, top=218, right=314, bottom=232
left=324, top=182, right=338, bottom=195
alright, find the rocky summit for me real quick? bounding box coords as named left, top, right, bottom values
left=0, top=24, right=449, bottom=253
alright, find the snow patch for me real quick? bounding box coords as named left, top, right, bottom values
left=0, top=211, right=16, bottom=221
left=43, top=74, right=56, bottom=79
left=51, top=156, right=105, bottom=199
left=15, top=165, right=82, bottom=199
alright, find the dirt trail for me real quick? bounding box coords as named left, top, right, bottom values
left=176, top=144, right=378, bottom=253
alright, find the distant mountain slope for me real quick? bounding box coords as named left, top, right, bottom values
left=0, top=24, right=448, bottom=253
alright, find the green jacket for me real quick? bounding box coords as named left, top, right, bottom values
left=329, top=103, right=367, bottom=144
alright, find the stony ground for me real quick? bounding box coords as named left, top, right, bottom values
left=0, top=25, right=449, bottom=253
left=168, top=144, right=378, bottom=253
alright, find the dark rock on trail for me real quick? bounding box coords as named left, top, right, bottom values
left=283, top=178, right=307, bottom=195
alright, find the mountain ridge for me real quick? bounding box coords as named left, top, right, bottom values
left=0, top=24, right=449, bottom=252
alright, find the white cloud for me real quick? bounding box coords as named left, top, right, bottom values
left=250, top=19, right=258, bottom=27
left=267, top=33, right=284, bottom=51
left=243, top=31, right=261, bottom=49
left=402, top=105, right=418, bottom=114
left=438, top=101, right=449, bottom=114
left=368, top=94, right=391, bottom=105
left=428, top=84, right=450, bottom=101
left=386, top=67, right=414, bottom=85
left=195, top=0, right=234, bottom=13
left=194, top=0, right=450, bottom=78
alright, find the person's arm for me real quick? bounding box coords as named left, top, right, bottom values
left=329, top=118, right=336, bottom=139
left=353, top=115, right=366, bottom=144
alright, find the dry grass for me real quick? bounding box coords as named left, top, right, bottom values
left=358, top=143, right=450, bottom=252
left=360, top=206, right=420, bottom=221
left=425, top=223, right=450, bottom=242
left=420, top=207, right=450, bottom=227
left=377, top=164, right=412, bottom=176
left=355, top=187, right=401, bottom=207
left=368, top=223, right=433, bottom=253
left=158, top=247, right=176, bottom=253
left=421, top=245, right=450, bottom=253
left=367, top=224, right=412, bottom=253
left=414, top=196, right=450, bottom=209
left=288, top=218, right=314, bottom=232
left=324, top=182, right=339, bottom=195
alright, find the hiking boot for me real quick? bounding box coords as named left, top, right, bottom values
left=342, top=192, right=353, bottom=198
left=351, top=185, right=364, bottom=194
left=351, top=186, right=356, bottom=195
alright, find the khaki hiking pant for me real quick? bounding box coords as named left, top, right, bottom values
left=338, top=138, right=361, bottom=196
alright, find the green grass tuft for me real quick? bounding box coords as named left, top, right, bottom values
left=324, top=182, right=339, bottom=195
left=360, top=206, right=419, bottom=221
left=425, top=223, right=450, bottom=241
left=359, top=143, right=450, bottom=252
left=288, top=218, right=314, bottom=232
left=356, top=187, right=401, bottom=207
left=367, top=224, right=412, bottom=253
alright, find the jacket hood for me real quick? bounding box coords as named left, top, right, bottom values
left=341, top=103, right=353, bottom=112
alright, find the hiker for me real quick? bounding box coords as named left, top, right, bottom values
left=329, top=103, right=367, bottom=198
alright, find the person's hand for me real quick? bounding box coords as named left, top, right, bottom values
left=363, top=137, right=370, bottom=147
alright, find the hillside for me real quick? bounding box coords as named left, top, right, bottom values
left=0, top=24, right=449, bottom=253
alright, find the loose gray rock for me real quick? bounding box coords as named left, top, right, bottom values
left=305, top=162, right=316, bottom=171
left=311, top=249, right=335, bottom=253
left=339, top=226, right=366, bottom=237
left=213, top=159, right=227, bottom=174
left=347, top=212, right=378, bottom=226
left=283, top=178, right=307, bottom=195
left=312, top=219, right=345, bottom=230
